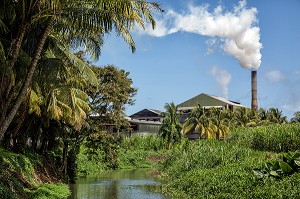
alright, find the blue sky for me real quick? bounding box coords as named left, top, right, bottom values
left=95, top=0, right=300, bottom=119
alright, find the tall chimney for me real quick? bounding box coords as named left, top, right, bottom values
left=251, top=71, right=258, bottom=110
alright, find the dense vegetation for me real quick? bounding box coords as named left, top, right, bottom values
left=77, top=134, right=165, bottom=176
left=0, top=148, right=70, bottom=199
left=0, top=0, right=161, bottom=197
left=158, top=123, right=300, bottom=199
left=1, top=1, right=300, bottom=198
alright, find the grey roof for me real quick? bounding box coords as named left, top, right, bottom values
left=129, top=109, right=162, bottom=119
left=178, top=93, right=244, bottom=109
left=148, top=109, right=162, bottom=115
left=128, top=118, right=162, bottom=125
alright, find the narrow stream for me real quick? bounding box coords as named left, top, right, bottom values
left=69, top=169, right=168, bottom=199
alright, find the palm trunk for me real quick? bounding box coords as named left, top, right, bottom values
left=0, top=18, right=54, bottom=144
left=61, top=139, right=69, bottom=175
left=0, top=25, right=27, bottom=125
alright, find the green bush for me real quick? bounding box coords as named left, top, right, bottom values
left=227, top=123, right=300, bottom=152
left=77, top=146, right=106, bottom=176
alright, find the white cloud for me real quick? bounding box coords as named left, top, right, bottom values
left=265, top=70, right=285, bottom=83
left=210, top=66, right=232, bottom=99
left=206, top=48, right=214, bottom=56
left=282, top=102, right=300, bottom=112
left=137, top=0, right=262, bottom=70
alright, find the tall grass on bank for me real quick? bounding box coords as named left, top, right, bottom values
left=159, top=140, right=300, bottom=198
left=227, top=123, right=300, bottom=152
left=77, top=135, right=166, bottom=176
left=118, top=135, right=166, bottom=169
left=0, top=148, right=70, bottom=199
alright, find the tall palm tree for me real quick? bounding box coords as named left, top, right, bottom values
left=0, top=0, right=162, bottom=143
left=159, top=102, right=182, bottom=149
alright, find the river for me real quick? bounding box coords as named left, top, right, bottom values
left=69, top=169, right=168, bottom=199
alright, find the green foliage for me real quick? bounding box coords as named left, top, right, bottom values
left=0, top=148, right=70, bottom=198
left=159, top=140, right=300, bottom=198
left=183, top=106, right=230, bottom=139
left=88, top=65, right=137, bottom=130
left=120, top=134, right=165, bottom=151
left=290, top=111, right=300, bottom=123
left=85, top=130, right=120, bottom=170
left=159, top=102, right=182, bottom=149
left=77, top=145, right=106, bottom=177
left=26, top=183, right=70, bottom=199
left=227, top=123, right=300, bottom=152
left=77, top=135, right=166, bottom=175
left=254, top=151, right=300, bottom=179
left=117, top=149, right=159, bottom=169
left=0, top=181, right=16, bottom=199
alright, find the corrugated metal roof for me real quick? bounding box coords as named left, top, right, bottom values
left=128, top=119, right=162, bottom=125
left=178, top=93, right=245, bottom=108
left=129, top=109, right=161, bottom=118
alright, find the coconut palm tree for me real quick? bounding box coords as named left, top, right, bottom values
left=182, top=105, right=214, bottom=139
left=233, top=107, right=259, bottom=127
left=208, top=108, right=230, bottom=140
left=0, top=0, right=162, bottom=143
left=290, top=111, right=300, bottom=123
left=159, top=102, right=182, bottom=149
left=267, top=108, right=287, bottom=124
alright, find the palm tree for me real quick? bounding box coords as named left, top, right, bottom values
left=233, top=107, right=259, bottom=127
left=159, top=102, right=182, bottom=149
left=208, top=108, right=229, bottom=140
left=182, top=105, right=214, bottom=139
left=290, top=111, right=300, bottom=123
left=267, top=108, right=287, bottom=124
left=0, top=0, right=162, bottom=143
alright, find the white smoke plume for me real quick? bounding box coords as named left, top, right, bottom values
left=210, top=66, right=232, bottom=99
left=139, top=0, right=262, bottom=70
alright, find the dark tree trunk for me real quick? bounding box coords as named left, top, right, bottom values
left=61, top=140, right=69, bottom=175
left=0, top=25, right=27, bottom=126
left=0, top=18, right=54, bottom=144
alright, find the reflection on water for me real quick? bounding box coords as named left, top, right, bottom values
left=69, top=169, right=168, bottom=199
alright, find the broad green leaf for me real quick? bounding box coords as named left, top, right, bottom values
left=270, top=170, right=279, bottom=177
left=272, top=161, right=280, bottom=170
left=294, top=160, right=300, bottom=167
left=253, top=169, right=264, bottom=179
left=279, top=161, right=293, bottom=173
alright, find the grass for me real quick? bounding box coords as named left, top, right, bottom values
left=77, top=135, right=166, bottom=176
left=158, top=123, right=300, bottom=198
left=25, top=183, right=70, bottom=199
left=0, top=148, right=70, bottom=199
left=227, top=123, right=300, bottom=152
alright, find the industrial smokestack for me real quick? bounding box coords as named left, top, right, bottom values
left=251, top=71, right=258, bottom=110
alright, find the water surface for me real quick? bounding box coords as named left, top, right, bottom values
left=69, top=169, right=168, bottom=199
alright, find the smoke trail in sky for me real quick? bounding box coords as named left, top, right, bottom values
left=210, top=66, right=231, bottom=99
left=139, top=0, right=262, bottom=70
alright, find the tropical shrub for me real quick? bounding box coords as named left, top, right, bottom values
left=254, top=151, right=300, bottom=179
